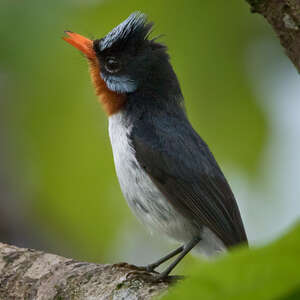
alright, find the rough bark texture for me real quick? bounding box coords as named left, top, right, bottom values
left=246, top=0, right=300, bottom=72
left=0, top=242, right=170, bottom=300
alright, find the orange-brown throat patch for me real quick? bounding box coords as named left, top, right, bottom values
left=63, top=31, right=126, bottom=116
left=88, top=58, right=126, bottom=116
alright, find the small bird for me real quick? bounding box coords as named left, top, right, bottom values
left=63, top=12, right=248, bottom=280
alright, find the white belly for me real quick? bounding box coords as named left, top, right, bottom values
left=108, top=112, right=226, bottom=256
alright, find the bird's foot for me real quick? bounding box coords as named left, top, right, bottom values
left=152, top=272, right=185, bottom=283
left=113, top=262, right=149, bottom=271
left=135, top=263, right=158, bottom=272
left=114, top=262, right=184, bottom=283
left=118, top=262, right=159, bottom=273
left=126, top=269, right=184, bottom=284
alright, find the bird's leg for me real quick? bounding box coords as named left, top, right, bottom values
left=155, top=236, right=201, bottom=280
left=144, top=245, right=184, bottom=272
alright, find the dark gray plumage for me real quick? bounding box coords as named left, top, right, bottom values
left=130, top=106, right=247, bottom=247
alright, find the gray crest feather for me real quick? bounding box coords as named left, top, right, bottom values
left=100, top=12, right=152, bottom=51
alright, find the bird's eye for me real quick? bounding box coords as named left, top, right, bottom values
left=105, top=57, right=121, bottom=73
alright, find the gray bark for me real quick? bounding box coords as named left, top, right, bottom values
left=246, top=0, right=300, bottom=73
left=0, top=242, right=169, bottom=300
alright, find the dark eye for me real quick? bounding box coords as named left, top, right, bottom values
left=105, top=57, right=121, bottom=73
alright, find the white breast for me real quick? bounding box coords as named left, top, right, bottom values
left=108, top=111, right=226, bottom=256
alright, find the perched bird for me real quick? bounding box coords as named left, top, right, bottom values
left=63, top=12, right=248, bottom=279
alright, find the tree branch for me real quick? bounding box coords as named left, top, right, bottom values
left=0, top=242, right=170, bottom=299
left=246, top=0, right=300, bottom=73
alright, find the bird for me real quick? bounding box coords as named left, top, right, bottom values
left=63, top=12, right=248, bottom=280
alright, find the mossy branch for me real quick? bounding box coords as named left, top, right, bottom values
left=0, top=242, right=169, bottom=300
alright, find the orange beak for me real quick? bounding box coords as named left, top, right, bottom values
left=63, top=31, right=96, bottom=59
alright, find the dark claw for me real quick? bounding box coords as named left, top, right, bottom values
left=152, top=273, right=185, bottom=283
left=126, top=270, right=154, bottom=281
left=137, top=264, right=157, bottom=272
left=126, top=269, right=184, bottom=284
left=114, top=262, right=150, bottom=271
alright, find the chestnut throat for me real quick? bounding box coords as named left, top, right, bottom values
left=88, top=58, right=126, bottom=116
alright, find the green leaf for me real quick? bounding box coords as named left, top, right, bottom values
left=163, top=223, right=300, bottom=300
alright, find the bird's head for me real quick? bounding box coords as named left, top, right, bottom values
left=63, top=12, right=171, bottom=116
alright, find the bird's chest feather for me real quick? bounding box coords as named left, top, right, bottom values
left=108, top=112, right=194, bottom=238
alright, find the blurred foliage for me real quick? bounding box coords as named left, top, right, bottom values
left=163, top=222, right=300, bottom=300
left=0, top=0, right=269, bottom=261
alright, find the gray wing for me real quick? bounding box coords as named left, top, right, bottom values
left=130, top=115, right=248, bottom=247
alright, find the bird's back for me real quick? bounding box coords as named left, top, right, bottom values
left=129, top=105, right=248, bottom=249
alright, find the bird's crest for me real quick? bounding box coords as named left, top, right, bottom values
left=99, top=12, right=153, bottom=51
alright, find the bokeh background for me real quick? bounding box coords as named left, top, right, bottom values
left=0, top=0, right=299, bottom=271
